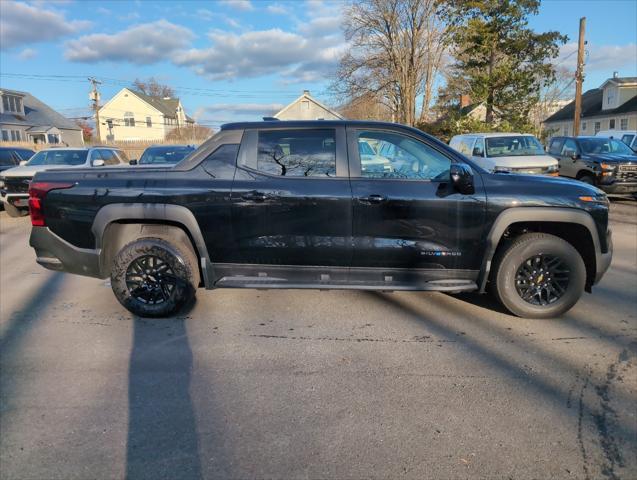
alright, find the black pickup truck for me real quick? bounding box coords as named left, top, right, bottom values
left=28, top=120, right=612, bottom=318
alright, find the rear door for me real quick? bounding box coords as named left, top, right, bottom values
left=348, top=127, right=486, bottom=278
left=230, top=127, right=352, bottom=268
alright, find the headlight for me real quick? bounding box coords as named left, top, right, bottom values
left=579, top=193, right=608, bottom=205
left=600, top=162, right=616, bottom=171
left=493, top=166, right=511, bottom=173
left=546, top=164, right=559, bottom=173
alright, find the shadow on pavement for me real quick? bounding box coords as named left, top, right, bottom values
left=126, top=306, right=203, bottom=480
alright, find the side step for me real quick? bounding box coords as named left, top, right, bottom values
left=215, top=276, right=477, bottom=292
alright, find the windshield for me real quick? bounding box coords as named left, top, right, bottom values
left=27, top=150, right=88, bottom=166
left=485, top=136, right=545, bottom=158
left=579, top=138, right=634, bottom=155
left=139, top=146, right=194, bottom=164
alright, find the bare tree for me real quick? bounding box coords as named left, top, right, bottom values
left=333, top=0, right=449, bottom=126
left=166, top=124, right=213, bottom=143
left=132, top=77, right=176, bottom=98
left=531, top=66, right=575, bottom=135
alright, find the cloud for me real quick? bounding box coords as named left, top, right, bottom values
left=17, top=47, right=37, bottom=60
left=557, top=42, right=637, bottom=73
left=200, top=103, right=285, bottom=116
left=218, top=0, right=254, bottom=11
left=64, top=20, right=194, bottom=64
left=0, top=1, right=90, bottom=50
left=266, top=3, right=289, bottom=15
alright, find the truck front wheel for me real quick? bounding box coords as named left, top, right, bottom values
left=491, top=233, right=586, bottom=318
left=111, top=237, right=198, bottom=317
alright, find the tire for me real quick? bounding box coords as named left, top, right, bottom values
left=4, top=203, right=28, bottom=217
left=490, top=233, right=586, bottom=318
left=110, top=237, right=198, bottom=317
left=577, top=173, right=595, bottom=185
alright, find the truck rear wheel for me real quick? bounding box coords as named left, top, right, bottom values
left=111, top=237, right=198, bottom=317
left=491, top=233, right=586, bottom=318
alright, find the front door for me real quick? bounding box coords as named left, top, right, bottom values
left=348, top=128, right=487, bottom=278
left=557, top=138, right=580, bottom=178
left=231, top=127, right=352, bottom=268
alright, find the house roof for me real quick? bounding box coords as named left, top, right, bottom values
left=0, top=88, right=81, bottom=131
left=544, top=88, right=637, bottom=123
left=274, top=91, right=344, bottom=120
left=125, top=89, right=181, bottom=117
left=599, top=76, right=637, bottom=89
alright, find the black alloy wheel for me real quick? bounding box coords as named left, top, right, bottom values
left=125, top=255, right=177, bottom=305
left=515, top=254, right=570, bottom=306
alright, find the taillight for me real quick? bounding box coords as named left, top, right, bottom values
left=28, top=182, right=74, bottom=227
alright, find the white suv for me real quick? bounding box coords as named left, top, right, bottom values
left=449, top=133, right=558, bottom=175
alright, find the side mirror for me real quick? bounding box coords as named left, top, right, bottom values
left=129, top=159, right=138, bottom=165
left=19, top=160, right=27, bottom=166
left=450, top=163, right=474, bottom=195
left=92, top=159, right=105, bottom=167
left=571, top=153, right=580, bottom=161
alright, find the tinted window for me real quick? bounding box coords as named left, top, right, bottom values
left=203, top=144, right=240, bottom=179
left=561, top=139, right=578, bottom=156
left=99, top=149, right=119, bottom=165
left=621, top=134, right=635, bottom=146
left=139, top=146, right=194, bottom=165
left=549, top=138, right=564, bottom=155
left=27, top=150, right=88, bottom=166
left=472, top=138, right=485, bottom=156
left=357, top=130, right=451, bottom=180
left=0, top=150, right=16, bottom=166
left=579, top=137, right=634, bottom=155
left=14, top=149, right=34, bottom=160
left=257, top=129, right=336, bottom=177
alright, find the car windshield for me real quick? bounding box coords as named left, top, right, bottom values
left=27, top=150, right=88, bottom=166
left=579, top=138, right=634, bottom=155
left=485, top=136, right=545, bottom=157
left=139, top=146, right=194, bottom=164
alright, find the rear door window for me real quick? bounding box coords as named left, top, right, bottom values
left=257, top=129, right=336, bottom=177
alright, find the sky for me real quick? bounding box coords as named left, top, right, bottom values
left=0, top=0, right=636, bottom=129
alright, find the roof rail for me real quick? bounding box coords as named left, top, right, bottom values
left=262, top=116, right=280, bottom=121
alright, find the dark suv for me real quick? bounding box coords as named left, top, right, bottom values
left=548, top=136, right=637, bottom=194
left=28, top=121, right=612, bottom=319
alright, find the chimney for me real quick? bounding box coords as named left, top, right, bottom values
left=303, top=90, right=310, bottom=96
left=613, top=71, right=619, bottom=79
left=460, top=94, right=471, bottom=108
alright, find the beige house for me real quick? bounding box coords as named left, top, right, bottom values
left=274, top=90, right=343, bottom=121
left=98, top=88, right=194, bottom=142
left=0, top=88, right=83, bottom=146
left=543, top=75, right=637, bottom=139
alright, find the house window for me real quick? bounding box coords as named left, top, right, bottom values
left=124, top=112, right=135, bottom=127
left=609, top=119, right=616, bottom=129
left=10, top=130, right=21, bottom=141
left=47, top=133, right=60, bottom=144
left=1, top=130, right=8, bottom=141
left=2, top=95, right=23, bottom=114
left=146, top=116, right=152, bottom=127
left=594, top=122, right=601, bottom=134
left=620, top=118, right=628, bottom=130
left=581, top=122, right=587, bottom=131
left=563, top=125, right=569, bottom=136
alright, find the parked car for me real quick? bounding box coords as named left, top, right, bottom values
left=596, top=130, right=637, bottom=152
left=0, top=146, right=128, bottom=217
left=28, top=120, right=611, bottom=319
left=547, top=136, right=637, bottom=194
left=131, top=144, right=195, bottom=166
left=449, top=133, right=559, bottom=175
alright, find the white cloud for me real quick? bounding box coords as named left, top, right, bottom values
left=0, top=1, right=90, bottom=50
left=64, top=20, right=194, bottom=64
left=266, top=3, right=289, bottom=15
left=218, top=0, right=254, bottom=11
left=17, top=47, right=37, bottom=60
left=118, top=11, right=141, bottom=21
left=557, top=42, right=637, bottom=73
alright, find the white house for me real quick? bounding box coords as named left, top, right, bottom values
left=274, top=90, right=343, bottom=121
left=98, top=88, right=194, bottom=142
left=543, top=75, right=637, bottom=138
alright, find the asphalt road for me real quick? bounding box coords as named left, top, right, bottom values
left=1, top=203, right=636, bottom=480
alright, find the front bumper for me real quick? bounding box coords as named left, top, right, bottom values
left=29, top=226, right=102, bottom=278
left=597, top=182, right=637, bottom=194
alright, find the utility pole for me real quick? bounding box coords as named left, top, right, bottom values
left=88, top=77, right=102, bottom=142
left=573, top=17, right=586, bottom=136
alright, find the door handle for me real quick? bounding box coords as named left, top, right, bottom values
left=241, top=191, right=268, bottom=202
left=359, top=194, right=386, bottom=204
